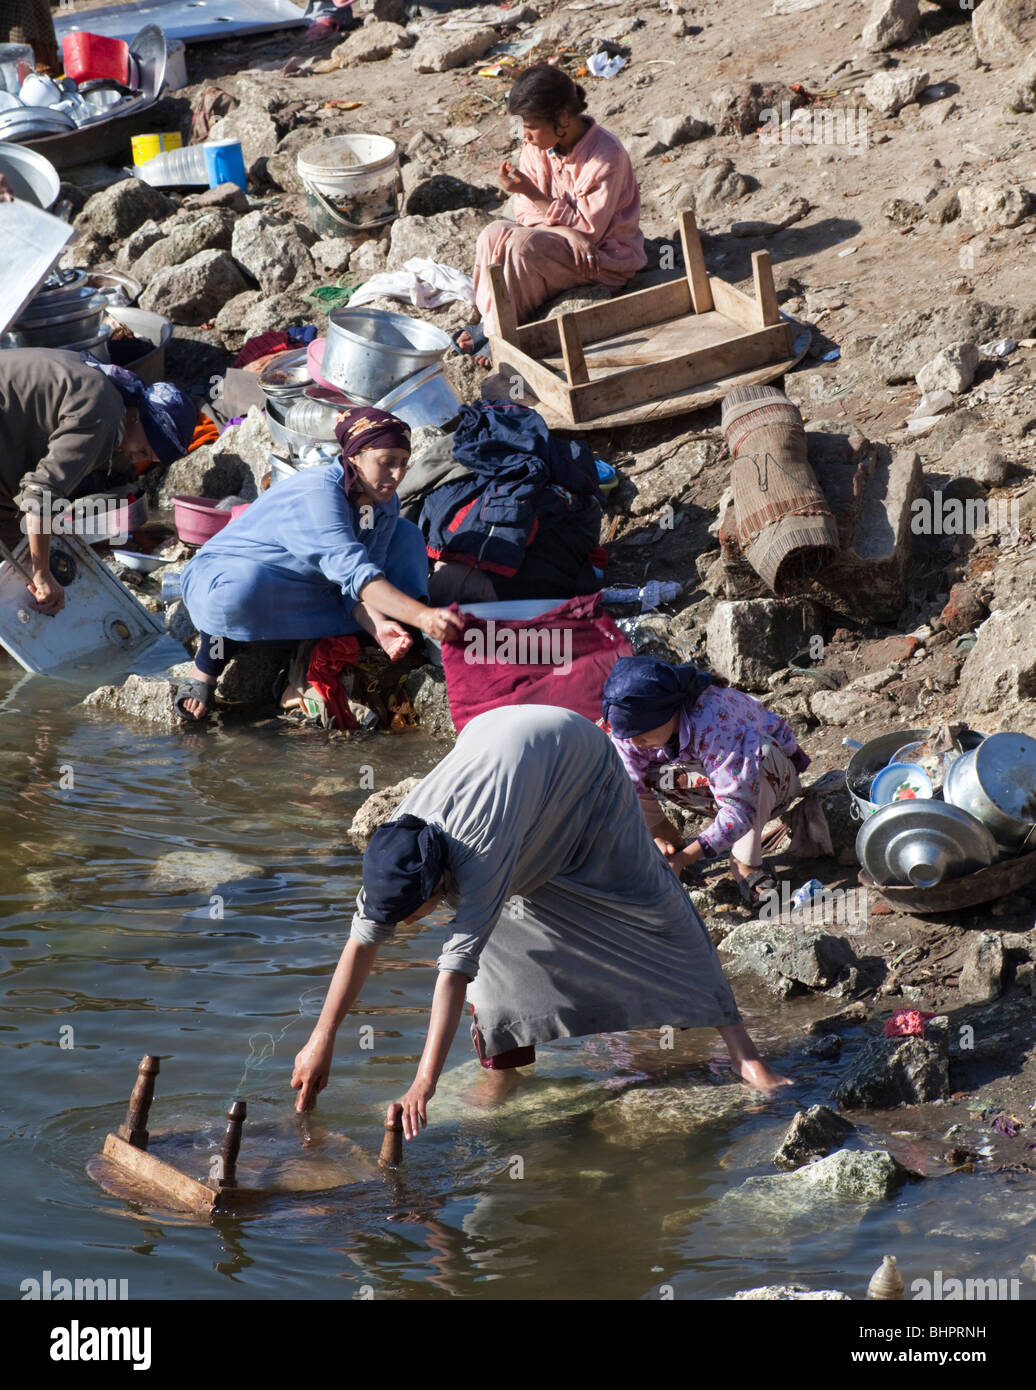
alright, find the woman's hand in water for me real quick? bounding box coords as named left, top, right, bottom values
left=375, top=619, right=413, bottom=662
left=28, top=571, right=65, bottom=616
left=418, top=606, right=465, bottom=644
left=292, top=1032, right=334, bottom=1111
left=398, top=1078, right=435, bottom=1140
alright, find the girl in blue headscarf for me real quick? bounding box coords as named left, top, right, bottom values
left=601, top=657, right=810, bottom=908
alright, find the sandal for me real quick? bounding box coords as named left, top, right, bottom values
left=174, top=677, right=215, bottom=723
left=735, top=868, right=778, bottom=909
left=450, top=323, right=488, bottom=357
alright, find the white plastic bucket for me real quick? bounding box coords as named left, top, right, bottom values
left=296, top=133, right=400, bottom=240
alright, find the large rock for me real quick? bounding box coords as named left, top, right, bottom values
left=114, top=218, right=166, bottom=271
left=147, top=849, right=264, bottom=892
left=139, top=249, right=249, bottom=325
left=958, top=931, right=1006, bottom=1003
left=133, top=211, right=234, bottom=285
left=731, top=1286, right=851, bottom=1300
left=869, top=299, right=1029, bottom=384
left=706, top=598, right=823, bottom=691
left=592, top=1084, right=750, bottom=1146
left=694, top=159, right=755, bottom=212
left=810, top=684, right=889, bottom=726
left=75, top=179, right=176, bottom=242
left=207, top=106, right=280, bottom=175
left=916, top=341, right=979, bottom=395
left=217, top=644, right=285, bottom=707
left=1008, top=49, right=1036, bottom=112
left=404, top=173, right=494, bottom=217
left=956, top=600, right=1036, bottom=720
left=239, top=291, right=316, bottom=342
left=834, top=1023, right=950, bottom=1108
left=773, top=1105, right=856, bottom=1170
left=862, top=67, right=930, bottom=117
left=349, top=776, right=423, bottom=845
left=404, top=666, right=456, bottom=739
left=82, top=674, right=181, bottom=729
left=973, top=0, right=1036, bottom=64
left=957, top=182, right=1032, bottom=232
left=713, top=1149, right=911, bottom=1236
left=411, top=25, right=498, bottom=73
left=720, top=918, right=859, bottom=998
left=230, top=209, right=316, bottom=295
left=332, top=19, right=409, bottom=63
left=157, top=406, right=270, bottom=505
left=387, top=208, right=492, bottom=271
left=651, top=113, right=708, bottom=149
left=863, top=0, right=919, bottom=50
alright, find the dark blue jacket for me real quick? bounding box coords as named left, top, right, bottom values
left=419, top=403, right=602, bottom=592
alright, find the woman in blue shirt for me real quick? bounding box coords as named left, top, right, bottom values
left=177, top=408, right=463, bottom=721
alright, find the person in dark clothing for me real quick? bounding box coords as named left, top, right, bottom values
left=0, top=349, right=195, bottom=615
left=0, top=0, right=60, bottom=74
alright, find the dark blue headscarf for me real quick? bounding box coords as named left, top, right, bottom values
left=362, top=814, right=447, bottom=924
left=82, top=355, right=197, bottom=467
left=602, top=657, right=714, bottom=739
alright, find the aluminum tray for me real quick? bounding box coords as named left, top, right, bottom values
left=855, top=799, right=999, bottom=889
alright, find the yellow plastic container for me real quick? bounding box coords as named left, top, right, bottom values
left=131, top=131, right=182, bottom=165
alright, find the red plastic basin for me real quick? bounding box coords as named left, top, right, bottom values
left=61, top=33, right=130, bottom=87
left=171, top=495, right=232, bottom=546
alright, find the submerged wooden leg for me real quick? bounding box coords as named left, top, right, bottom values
left=117, top=1054, right=160, bottom=1150
left=751, top=249, right=780, bottom=327
left=217, top=1100, right=246, bottom=1188
left=379, top=1107, right=404, bottom=1168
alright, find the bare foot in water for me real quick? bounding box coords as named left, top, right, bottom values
left=462, top=1067, right=523, bottom=1109
left=733, top=1057, right=794, bottom=1094
left=455, top=330, right=492, bottom=369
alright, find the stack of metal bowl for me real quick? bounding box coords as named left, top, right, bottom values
left=1, top=267, right=110, bottom=355
left=0, top=105, right=75, bottom=141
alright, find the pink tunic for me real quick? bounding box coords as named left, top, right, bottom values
left=473, top=118, right=647, bottom=334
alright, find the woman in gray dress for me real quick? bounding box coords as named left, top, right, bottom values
left=292, top=704, right=789, bottom=1139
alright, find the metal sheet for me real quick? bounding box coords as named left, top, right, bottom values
left=0, top=534, right=165, bottom=674
left=0, top=201, right=76, bottom=338
left=55, top=0, right=309, bottom=46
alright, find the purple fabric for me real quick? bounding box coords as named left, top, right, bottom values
left=334, top=407, right=411, bottom=461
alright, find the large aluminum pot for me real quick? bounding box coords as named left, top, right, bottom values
left=943, top=731, right=1036, bottom=850
left=321, top=307, right=451, bottom=404
left=375, top=361, right=460, bottom=431
left=843, top=728, right=986, bottom=820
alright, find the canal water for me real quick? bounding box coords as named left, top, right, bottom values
left=1, top=658, right=1033, bottom=1301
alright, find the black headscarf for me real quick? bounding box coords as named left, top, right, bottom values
left=361, top=814, right=447, bottom=924
left=601, top=657, right=714, bottom=739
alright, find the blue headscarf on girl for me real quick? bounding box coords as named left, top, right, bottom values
left=602, top=657, right=714, bottom=739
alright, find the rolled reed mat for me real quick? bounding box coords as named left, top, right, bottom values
left=721, top=384, right=839, bottom=592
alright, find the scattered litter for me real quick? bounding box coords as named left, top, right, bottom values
left=348, top=258, right=475, bottom=311
left=306, top=281, right=356, bottom=311
left=1018, top=338, right=1036, bottom=349
left=905, top=416, right=942, bottom=435
left=837, top=246, right=858, bottom=258
left=922, top=84, right=949, bottom=100
left=769, top=0, right=824, bottom=11
left=820, top=347, right=841, bottom=362
left=601, top=581, right=681, bottom=612
left=587, top=52, right=626, bottom=79
left=912, top=390, right=954, bottom=417
left=790, top=878, right=825, bottom=911
left=884, top=1009, right=936, bottom=1038
left=979, top=337, right=1016, bottom=359
left=991, top=1114, right=1024, bottom=1138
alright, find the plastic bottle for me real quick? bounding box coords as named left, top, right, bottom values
left=600, top=580, right=681, bottom=612
left=790, top=878, right=825, bottom=911
left=135, top=139, right=246, bottom=190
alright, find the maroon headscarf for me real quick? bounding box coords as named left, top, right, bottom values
left=334, top=407, right=411, bottom=461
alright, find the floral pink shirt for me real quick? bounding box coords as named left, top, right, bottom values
left=609, top=684, right=808, bottom=857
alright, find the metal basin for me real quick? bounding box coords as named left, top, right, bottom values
left=322, top=308, right=451, bottom=404
left=375, top=361, right=460, bottom=430
left=856, top=799, right=999, bottom=888
left=943, top=731, right=1036, bottom=850
left=843, top=727, right=985, bottom=820
left=0, top=139, right=60, bottom=207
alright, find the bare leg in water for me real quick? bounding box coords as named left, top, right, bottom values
left=719, top=1022, right=792, bottom=1093
left=463, top=1067, right=524, bottom=1109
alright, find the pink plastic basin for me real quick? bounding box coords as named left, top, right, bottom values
left=171, top=495, right=232, bottom=546
left=230, top=503, right=251, bottom=521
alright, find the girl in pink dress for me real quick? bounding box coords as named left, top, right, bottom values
left=455, top=65, right=647, bottom=363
